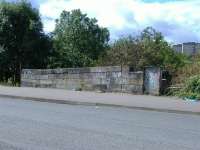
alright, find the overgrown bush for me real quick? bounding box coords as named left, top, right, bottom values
left=177, top=75, right=200, bottom=100
left=172, top=60, right=200, bottom=85
left=98, top=27, right=187, bottom=73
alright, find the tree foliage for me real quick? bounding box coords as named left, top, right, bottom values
left=99, top=27, right=186, bottom=73
left=50, top=9, right=110, bottom=68
left=0, top=1, right=52, bottom=84
left=0, top=1, right=188, bottom=87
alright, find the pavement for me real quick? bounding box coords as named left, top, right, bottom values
left=0, top=85, right=200, bottom=114
left=0, top=97, right=200, bottom=150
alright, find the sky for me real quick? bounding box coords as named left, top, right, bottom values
left=7, top=0, right=200, bottom=44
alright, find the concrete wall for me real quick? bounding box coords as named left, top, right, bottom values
left=21, top=66, right=144, bottom=94
left=173, top=44, right=182, bottom=53
left=183, top=42, right=196, bottom=56
left=196, top=43, right=200, bottom=54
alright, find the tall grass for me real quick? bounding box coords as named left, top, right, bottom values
left=171, top=55, right=200, bottom=99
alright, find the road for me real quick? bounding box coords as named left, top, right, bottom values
left=0, top=97, right=200, bottom=150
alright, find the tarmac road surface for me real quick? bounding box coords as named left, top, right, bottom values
left=0, top=97, right=200, bottom=150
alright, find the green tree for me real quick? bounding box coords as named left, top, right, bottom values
left=139, top=27, right=186, bottom=72
left=0, top=45, right=11, bottom=82
left=99, top=27, right=186, bottom=73
left=0, top=1, right=52, bottom=84
left=98, top=36, right=143, bottom=71
left=51, top=9, right=110, bottom=68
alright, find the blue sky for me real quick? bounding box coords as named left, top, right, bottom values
left=7, top=0, right=200, bottom=43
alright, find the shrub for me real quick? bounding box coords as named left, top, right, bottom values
left=172, top=55, right=200, bottom=85
left=98, top=27, right=187, bottom=74
left=177, top=75, right=200, bottom=100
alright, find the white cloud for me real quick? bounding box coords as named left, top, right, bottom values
left=39, top=0, right=200, bottom=43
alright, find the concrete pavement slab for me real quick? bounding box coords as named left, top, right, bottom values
left=0, top=86, right=200, bottom=114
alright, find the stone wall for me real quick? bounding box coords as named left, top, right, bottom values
left=21, top=66, right=144, bottom=94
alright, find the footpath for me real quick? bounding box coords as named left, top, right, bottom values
left=0, top=85, right=200, bottom=114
